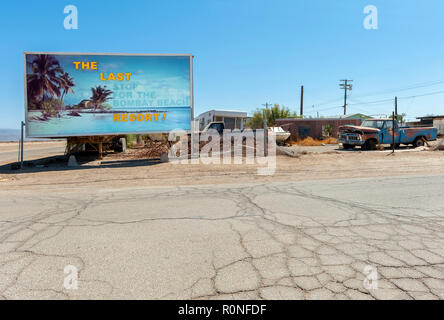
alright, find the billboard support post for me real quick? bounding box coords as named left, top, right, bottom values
left=20, top=121, right=25, bottom=169
left=98, top=142, right=102, bottom=159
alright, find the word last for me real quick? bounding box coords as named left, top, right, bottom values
left=101, top=72, right=132, bottom=81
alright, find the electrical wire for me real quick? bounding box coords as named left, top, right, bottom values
left=308, top=78, right=444, bottom=114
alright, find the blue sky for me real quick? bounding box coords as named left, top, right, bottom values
left=1, top=0, right=444, bottom=128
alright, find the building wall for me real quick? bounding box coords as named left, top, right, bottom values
left=406, top=121, right=422, bottom=128
left=197, top=112, right=246, bottom=130
left=412, top=117, right=444, bottom=136
left=197, top=112, right=214, bottom=130
left=276, top=118, right=362, bottom=140
left=434, top=119, right=444, bottom=135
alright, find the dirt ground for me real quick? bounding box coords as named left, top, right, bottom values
left=1, top=140, right=443, bottom=191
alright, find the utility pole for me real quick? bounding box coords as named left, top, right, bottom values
left=261, top=102, right=271, bottom=127
left=395, top=96, right=398, bottom=123
left=261, top=103, right=271, bottom=156
left=300, top=86, right=304, bottom=117
left=392, top=111, right=395, bottom=154
left=262, top=108, right=268, bottom=157
left=339, top=80, right=353, bottom=116
left=262, top=102, right=272, bottom=110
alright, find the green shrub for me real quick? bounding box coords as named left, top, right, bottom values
left=246, top=104, right=300, bottom=129
left=41, top=98, right=63, bottom=117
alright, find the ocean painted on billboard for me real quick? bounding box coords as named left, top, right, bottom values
left=24, top=53, right=192, bottom=137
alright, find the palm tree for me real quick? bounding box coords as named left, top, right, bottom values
left=89, top=86, right=113, bottom=110
left=59, top=72, right=75, bottom=102
left=27, top=55, right=64, bottom=105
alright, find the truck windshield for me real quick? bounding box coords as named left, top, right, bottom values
left=209, top=123, right=224, bottom=134
left=362, top=120, right=385, bottom=129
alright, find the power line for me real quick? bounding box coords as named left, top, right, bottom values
left=351, top=78, right=444, bottom=99
left=399, top=89, right=444, bottom=100
left=311, top=97, right=344, bottom=107
left=348, top=97, right=394, bottom=106
left=348, top=89, right=444, bottom=108
left=309, top=78, right=444, bottom=112
left=305, top=105, right=343, bottom=114
left=346, top=103, right=371, bottom=114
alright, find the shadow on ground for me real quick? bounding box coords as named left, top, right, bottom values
left=0, top=153, right=163, bottom=174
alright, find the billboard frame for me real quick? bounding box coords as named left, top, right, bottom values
left=23, top=52, right=194, bottom=138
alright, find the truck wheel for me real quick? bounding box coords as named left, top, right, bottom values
left=413, top=138, right=425, bottom=148
left=342, top=144, right=355, bottom=149
left=364, top=140, right=377, bottom=150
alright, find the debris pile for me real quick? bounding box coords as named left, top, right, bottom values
left=131, top=140, right=170, bottom=159
left=290, top=137, right=338, bottom=146
left=433, top=139, right=444, bottom=151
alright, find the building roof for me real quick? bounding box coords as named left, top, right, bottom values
left=197, top=109, right=248, bottom=118
left=345, top=113, right=372, bottom=119
left=276, top=117, right=362, bottom=122
left=417, top=115, right=444, bottom=120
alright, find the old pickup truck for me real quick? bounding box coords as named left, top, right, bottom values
left=338, top=119, right=438, bottom=150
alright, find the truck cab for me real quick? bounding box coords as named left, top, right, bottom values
left=202, top=121, right=225, bottom=135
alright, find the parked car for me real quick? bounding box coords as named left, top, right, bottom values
left=338, top=119, right=438, bottom=150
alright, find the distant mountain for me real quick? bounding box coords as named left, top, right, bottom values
left=0, top=128, right=52, bottom=142
left=0, top=128, right=20, bottom=142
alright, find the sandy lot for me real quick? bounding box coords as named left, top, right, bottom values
left=1, top=141, right=444, bottom=190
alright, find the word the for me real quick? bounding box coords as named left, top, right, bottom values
left=73, top=61, right=97, bottom=70
left=113, top=113, right=166, bottom=122
left=63, top=5, right=78, bottom=30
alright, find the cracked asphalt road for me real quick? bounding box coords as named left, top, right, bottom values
left=1, top=174, right=444, bottom=299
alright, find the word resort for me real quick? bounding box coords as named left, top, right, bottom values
left=113, top=113, right=166, bottom=122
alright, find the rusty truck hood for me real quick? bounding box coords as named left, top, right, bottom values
left=339, top=125, right=380, bottom=133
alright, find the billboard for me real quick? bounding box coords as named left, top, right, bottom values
left=24, top=53, right=192, bottom=137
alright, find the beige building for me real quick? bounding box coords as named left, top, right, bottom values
left=196, top=109, right=248, bottom=131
